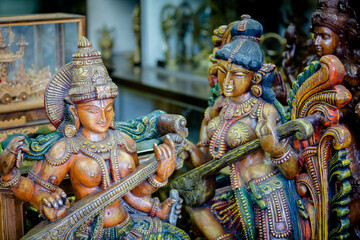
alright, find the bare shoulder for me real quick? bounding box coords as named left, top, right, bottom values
left=263, top=102, right=280, bottom=120
left=45, top=138, right=75, bottom=166
left=114, top=130, right=137, bottom=154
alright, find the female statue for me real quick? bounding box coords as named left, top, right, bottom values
left=0, top=37, right=189, bottom=239
left=187, top=15, right=301, bottom=240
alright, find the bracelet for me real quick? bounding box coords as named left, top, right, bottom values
left=197, top=141, right=210, bottom=148
left=147, top=175, right=168, bottom=188
left=0, top=168, right=21, bottom=188
left=30, top=172, right=57, bottom=192
left=271, top=148, right=293, bottom=165
left=214, top=233, right=235, bottom=240
left=149, top=197, right=160, bottom=218
left=38, top=203, right=46, bottom=219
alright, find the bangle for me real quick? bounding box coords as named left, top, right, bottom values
left=214, top=233, right=235, bottom=240
left=147, top=175, right=168, bottom=188
left=0, top=168, right=21, bottom=188
left=29, top=171, right=57, bottom=192
left=149, top=197, right=160, bottom=217
left=38, top=203, right=47, bottom=219
left=271, top=148, right=293, bottom=165
left=197, top=141, right=210, bottom=148
left=34, top=175, right=57, bottom=192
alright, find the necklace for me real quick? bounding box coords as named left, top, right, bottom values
left=222, top=97, right=259, bottom=120
left=209, top=96, right=259, bottom=159
left=77, top=132, right=115, bottom=153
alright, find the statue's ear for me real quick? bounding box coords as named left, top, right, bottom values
left=69, top=105, right=80, bottom=130
left=64, top=105, right=80, bottom=138
left=252, top=72, right=262, bottom=84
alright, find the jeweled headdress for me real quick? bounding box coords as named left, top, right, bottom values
left=45, top=37, right=118, bottom=128
left=311, top=0, right=357, bottom=36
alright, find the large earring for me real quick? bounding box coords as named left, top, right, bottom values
left=110, top=119, right=116, bottom=130
left=66, top=104, right=80, bottom=138
left=251, top=84, right=263, bottom=97
left=64, top=124, right=78, bottom=138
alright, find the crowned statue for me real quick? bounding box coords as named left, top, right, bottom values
left=0, top=37, right=190, bottom=239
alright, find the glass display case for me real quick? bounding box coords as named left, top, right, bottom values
left=0, top=13, right=85, bottom=140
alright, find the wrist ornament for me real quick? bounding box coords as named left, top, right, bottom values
left=271, top=147, right=293, bottom=165
left=38, top=202, right=47, bottom=219
left=214, top=233, right=235, bottom=240
left=197, top=140, right=210, bottom=148
left=28, top=171, right=57, bottom=192
left=0, top=168, right=21, bottom=188
left=149, top=197, right=160, bottom=217
left=148, top=174, right=168, bottom=188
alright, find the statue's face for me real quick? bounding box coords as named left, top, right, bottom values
left=313, top=26, right=339, bottom=56
left=76, top=98, right=114, bottom=134
left=217, top=60, right=254, bottom=98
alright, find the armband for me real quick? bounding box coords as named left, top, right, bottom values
left=147, top=175, right=168, bottom=188
left=0, top=168, right=21, bottom=188
left=271, top=148, right=293, bottom=165
left=28, top=171, right=57, bottom=192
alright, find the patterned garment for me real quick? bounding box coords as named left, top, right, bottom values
left=209, top=171, right=302, bottom=240
left=75, top=214, right=190, bottom=240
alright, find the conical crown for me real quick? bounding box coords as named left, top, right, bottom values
left=68, top=36, right=118, bottom=103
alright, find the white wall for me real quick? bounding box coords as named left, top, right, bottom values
left=87, top=0, right=137, bottom=54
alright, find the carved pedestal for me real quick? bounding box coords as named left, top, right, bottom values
left=0, top=188, right=24, bottom=240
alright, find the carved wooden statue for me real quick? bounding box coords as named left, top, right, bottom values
left=282, top=0, right=360, bottom=234
left=0, top=37, right=190, bottom=239
left=175, top=15, right=304, bottom=240
left=172, top=15, right=353, bottom=240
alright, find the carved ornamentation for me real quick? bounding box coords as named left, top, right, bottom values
left=285, top=55, right=352, bottom=239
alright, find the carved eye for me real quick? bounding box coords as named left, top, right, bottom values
left=234, top=73, right=246, bottom=78
left=87, top=109, right=98, bottom=114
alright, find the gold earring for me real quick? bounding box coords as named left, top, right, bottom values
left=64, top=124, right=77, bottom=138
left=251, top=84, right=262, bottom=97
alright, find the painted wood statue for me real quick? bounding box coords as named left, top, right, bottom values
left=281, top=0, right=360, bottom=233
left=0, top=37, right=190, bottom=239
left=172, top=14, right=353, bottom=240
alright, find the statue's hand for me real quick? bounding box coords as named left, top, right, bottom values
left=256, top=119, right=287, bottom=156
left=154, top=135, right=176, bottom=182
left=156, top=197, right=183, bottom=221
left=0, top=136, right=29, bottom=176
left=41, top=188, right=70, bottom=222
left=273, top=72, right=287, bottom=105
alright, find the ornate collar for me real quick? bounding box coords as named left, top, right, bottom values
left=76, top=132, right=115, bottom=153
left=222, top=96, right=259, bottom=120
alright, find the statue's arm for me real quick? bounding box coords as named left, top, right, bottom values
left=1, top=138, right=71, bottom=222
left=258, top=103, right=300, bottom=179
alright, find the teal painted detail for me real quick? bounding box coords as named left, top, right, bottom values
left=208, top=82, right=221, bottom=107
left=234, top=186, right=255, bottom=240
left=115, top=110, right=165, bottom=142
left=1, top=111, right=165, bottom=161
left=274, top=99, right=289, bottom=123
left=329, top=149, right=352, bottom=240
left=287, top=61, right=321, bottom=111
